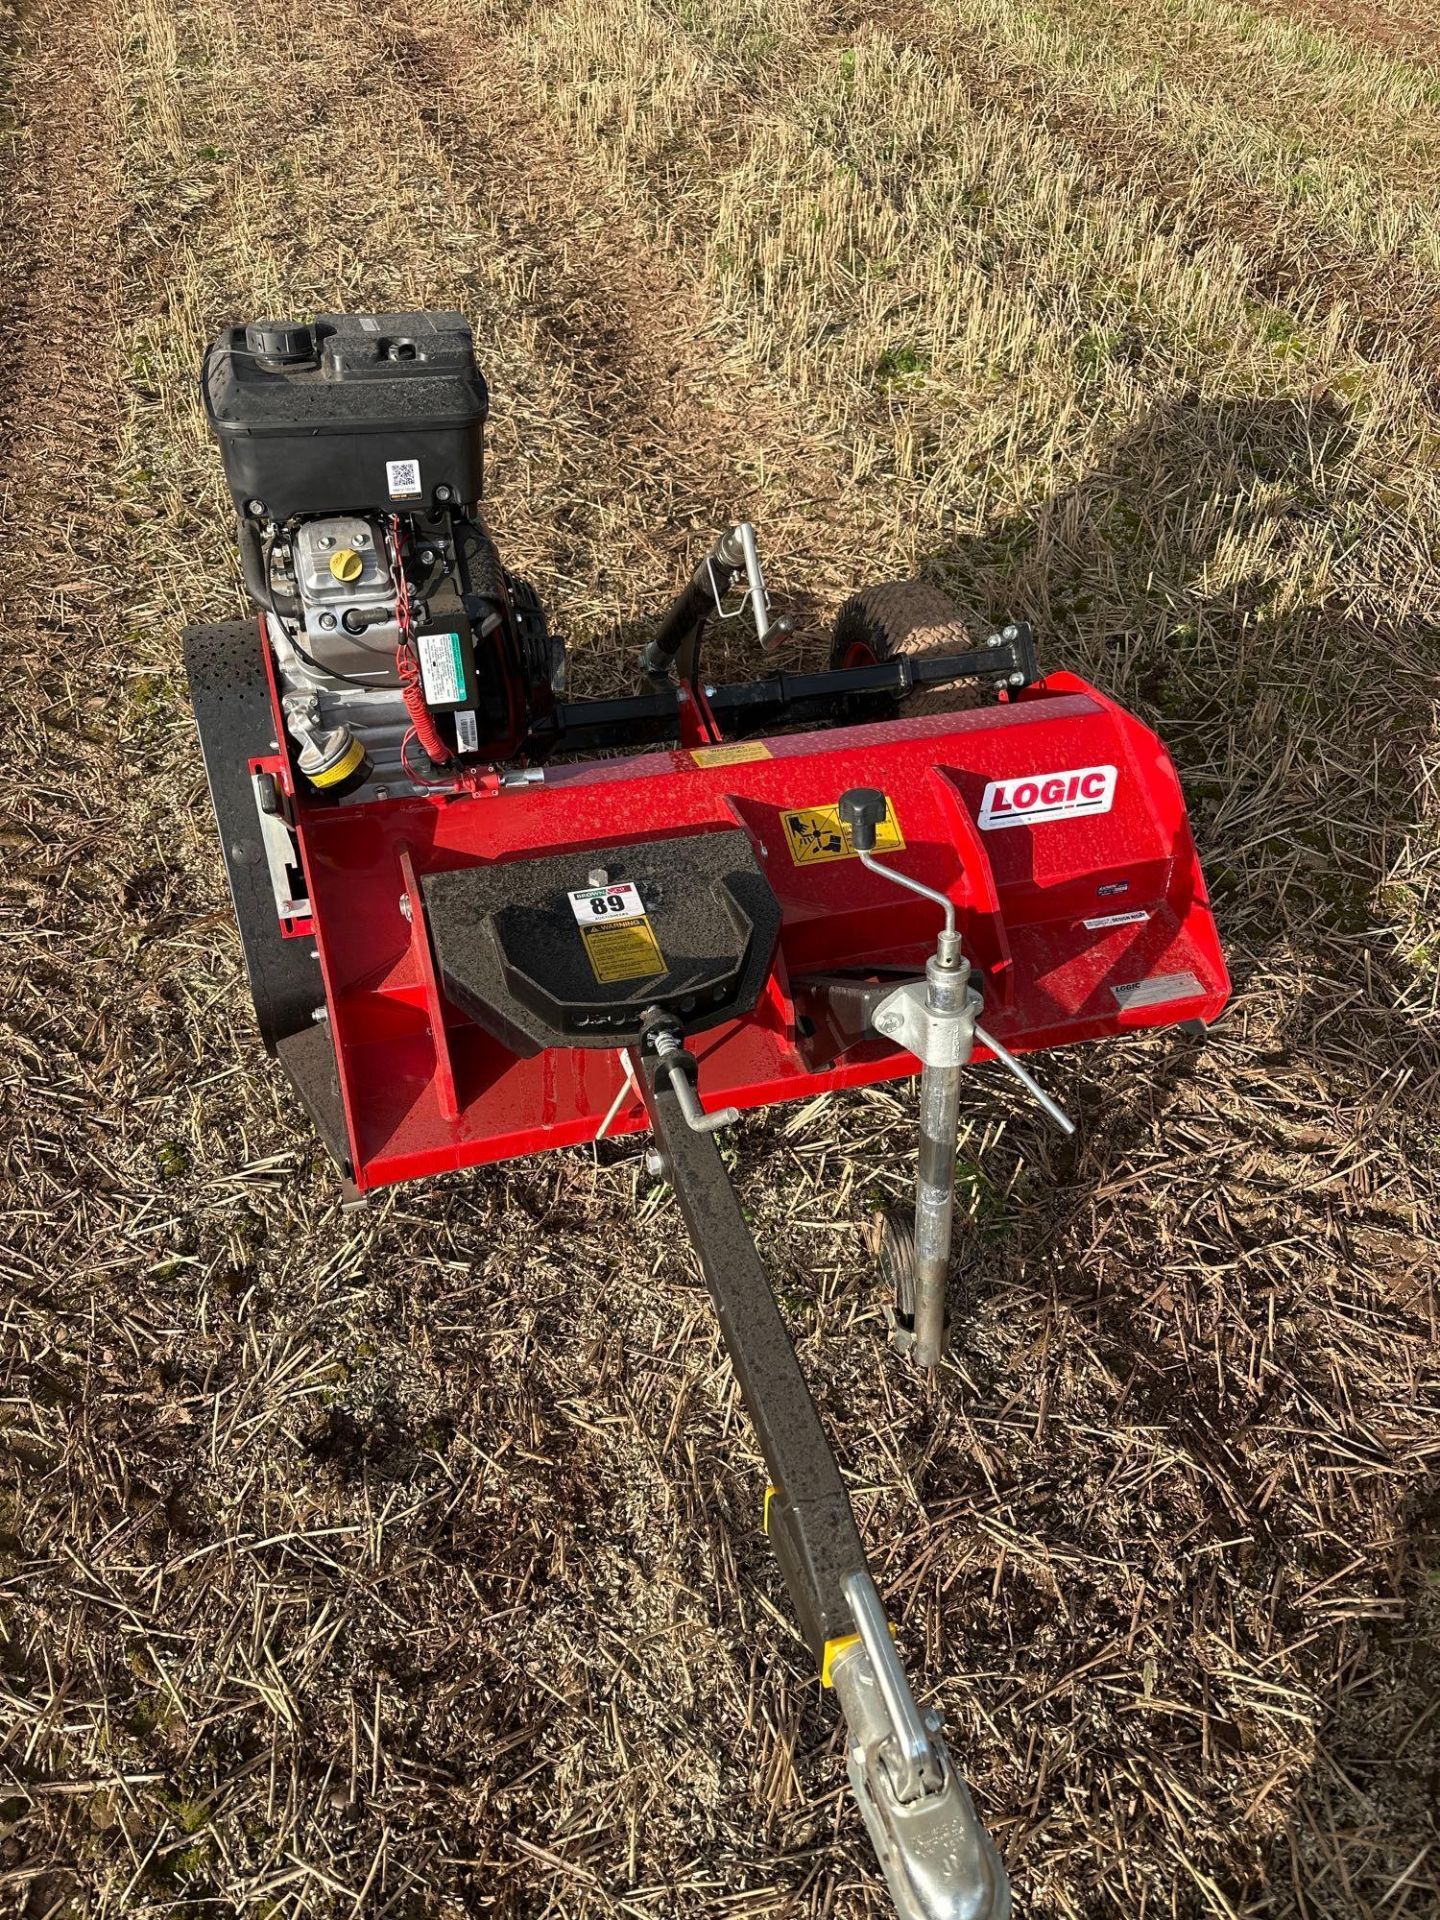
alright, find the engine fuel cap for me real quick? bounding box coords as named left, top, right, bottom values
left=329, top=547, right=364, bottom=583
left=244, top=320, right=316, bottom=364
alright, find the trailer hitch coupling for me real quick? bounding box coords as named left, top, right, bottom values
left=831, top=1573, right=1009, bottom=1920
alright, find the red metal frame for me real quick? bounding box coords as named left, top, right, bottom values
left=263, top=642, right=1228, bottom=1193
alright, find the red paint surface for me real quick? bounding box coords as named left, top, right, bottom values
left=279, top=668, right=1228, bottom=1191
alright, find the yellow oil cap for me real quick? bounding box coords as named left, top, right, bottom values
left=329, top=547, right=364, bottom=583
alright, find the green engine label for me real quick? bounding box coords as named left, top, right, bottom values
left=418, top=630, right=468, bottom=707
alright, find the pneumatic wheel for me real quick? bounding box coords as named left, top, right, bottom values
left=181, top=620, right=321, bottom=1055
left=828, top=580, right=991, bottom=716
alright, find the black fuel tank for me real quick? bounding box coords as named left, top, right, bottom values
left=203, top=311, right=488, bottom=521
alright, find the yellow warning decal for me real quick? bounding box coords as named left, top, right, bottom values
left=581, top=915, right=666, bottom=984
left=781, top=797, right=905, bottom=866
left=690, top=741, right=773, bottom=769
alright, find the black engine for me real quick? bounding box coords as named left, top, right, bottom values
left=202, top=311, right=561, bottom=794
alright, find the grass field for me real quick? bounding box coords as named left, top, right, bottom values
left=2, top=0, right=1438, bottom=1913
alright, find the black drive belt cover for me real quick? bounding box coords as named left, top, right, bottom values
left=420, top=828, right=781, bottom=1053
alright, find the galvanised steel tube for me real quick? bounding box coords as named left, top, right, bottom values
left=912, top=949, right=970, bottom=1367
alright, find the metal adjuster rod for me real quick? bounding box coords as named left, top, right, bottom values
left=633, top=1041, right=1007, bottom=1918
left=838, top=789, right=1073, bottom=1368
left=839, top=791, right=976, bottom=1367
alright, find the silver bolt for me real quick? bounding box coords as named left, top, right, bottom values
left=644, top=1148, right=668, bottom=1179
left=588, top=867, right=608, bottom=887
left=311, top=1005, right=329, bottom=1023
left=987, top=633, right=1003, bottom=648
left=1009, top=670, right=1025, bottom=686
left=319, top=534, right=334, bottom=548
left=703, top=684, right=716, bottom=697
left=398, top=895, right=412, bottom=921
left=318, top=612, right=337, bottom=630
left=1003, top=624, right=1018, bottom=641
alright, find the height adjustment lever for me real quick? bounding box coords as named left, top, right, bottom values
left=837, top=790, right=1072, bottom=1368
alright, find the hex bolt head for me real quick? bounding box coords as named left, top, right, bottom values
left=1009, top=670, right=1025, bottom=686
left=644, top=1148, right=669, bottom=1180
left=1002, top=623, right=1018, bottom=640
left=588, top=867, right=609, bottom=887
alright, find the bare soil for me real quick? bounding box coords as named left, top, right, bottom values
left=1, top=0, right=1438, bottom=1916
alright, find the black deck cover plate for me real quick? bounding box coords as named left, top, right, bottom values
left=421, top=828, right=781, bottom=1052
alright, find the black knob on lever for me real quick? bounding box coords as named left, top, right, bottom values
left=838, top=787, right=887, bottom=854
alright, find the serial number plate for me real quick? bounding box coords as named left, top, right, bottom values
left=568, top=881, right=646, bottom=924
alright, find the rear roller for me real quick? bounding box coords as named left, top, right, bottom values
left=830, top=582, right=994, bottom=716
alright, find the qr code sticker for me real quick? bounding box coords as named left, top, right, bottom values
left=386, top=457, right=422, bottom=498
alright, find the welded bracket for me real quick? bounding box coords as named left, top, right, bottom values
left=871, top=979, right=982, bottom=1070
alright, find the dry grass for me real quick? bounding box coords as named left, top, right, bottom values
left=1, top=0, right=1438, bottom=1914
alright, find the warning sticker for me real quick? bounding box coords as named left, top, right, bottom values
left=581, top=916, right=666, bottom=984
left=690, top=742, right=773, bottom=769
left=1082, top=909, right=1150, bottom=931
left=781, top=798, right=904, bottom=866
left=568, top=880, right=646, bottom=925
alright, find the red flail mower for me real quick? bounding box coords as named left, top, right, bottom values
left=186, top=312, right=1228, bottom=1918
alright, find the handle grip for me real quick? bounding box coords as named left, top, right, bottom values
left=838, top=787, right=888, bottom=853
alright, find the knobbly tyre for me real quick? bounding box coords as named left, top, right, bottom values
left=183, top=310, right=1229, bottom=1919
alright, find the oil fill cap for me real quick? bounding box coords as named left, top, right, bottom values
left=329, top=547, right=364, bottom=583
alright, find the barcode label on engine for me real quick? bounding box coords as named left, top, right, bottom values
left=386, top=457, right=422, bottom=498
left=454, top=709, right=479, bottom=754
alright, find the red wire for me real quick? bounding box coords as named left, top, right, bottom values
left=390, top=514, right=452, bottom=767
